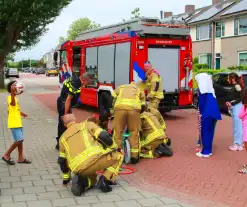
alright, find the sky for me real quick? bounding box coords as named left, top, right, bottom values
left=14, top=0, right=212, bottom=61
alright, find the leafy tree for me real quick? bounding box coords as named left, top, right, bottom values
left=123, top=7, right=141, bottom=22
left=59, top=36, right=68, bottom=44
left=131, top=8, right=141, bottom=19
left=0, top=0, right=73, bottom=88
left=59, top=17, right=100, bottom=42
left=4, top=54, right=15, bottom=66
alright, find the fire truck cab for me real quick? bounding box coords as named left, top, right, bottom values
left=54, top=17, right=193, bottom=112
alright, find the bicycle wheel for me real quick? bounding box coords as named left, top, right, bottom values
left=123, top=139, right=131, bottom=164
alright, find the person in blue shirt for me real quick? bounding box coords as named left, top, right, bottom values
left=195, top=73, right=222, bottom=158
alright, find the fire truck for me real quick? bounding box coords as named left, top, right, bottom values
left=53, top=17, right=193, bottom=112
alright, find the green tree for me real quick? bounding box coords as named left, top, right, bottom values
left=4, top=54, right=15, bottom=67
left=131, top=8, right=141, bottom=19
left=123, top=7, right=141, bottom=22
left=60, top=18, right=100, bottom=42
left=59, top=36, right=68, bottom=44
left=0, top=0, right=73, bottom=88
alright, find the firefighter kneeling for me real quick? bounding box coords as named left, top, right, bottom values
left=140, top=107, right=173, bottom=158
left=58, top=114, right=124, bottom=196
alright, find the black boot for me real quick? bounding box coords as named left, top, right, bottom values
left=130, top=157, right=139, bottom=164
left=166, top=138, right=171, bottom=146
left=155, top=144, right=173, bottom=157
left=97, top=175, right=112, bottom=193
left=55, top=137, right=59, bottom=150
left=107, top=180, right=117, bottom=185
left=71, top=174, right=89, bottom=196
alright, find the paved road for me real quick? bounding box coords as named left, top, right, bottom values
left=0, top=73, right=196, bottom=207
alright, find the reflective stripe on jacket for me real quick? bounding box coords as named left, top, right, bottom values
left=146, top=69, right=164, bottom=99
left=112, top=83, right=146, bottom=111
left=140, top=111, right=166, bottom=147
left=59, top=121, right=114, bottom=175
left=63, top=78, right=81, bottom=94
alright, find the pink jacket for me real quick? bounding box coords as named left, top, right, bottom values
left=239, top=105, right=247, bottom=142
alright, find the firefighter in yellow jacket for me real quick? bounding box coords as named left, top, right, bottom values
left=111, top=81, right=146, bottom=164
left=58, top=114, right=124, bottom=196
left=143, top=61, right=164, bottom=109
left=147, top=105, right=171, bottom=146
left=140, top=108, right=173, bottom=159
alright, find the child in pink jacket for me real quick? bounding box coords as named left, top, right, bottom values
left=238, top=87, right=247, bottom=174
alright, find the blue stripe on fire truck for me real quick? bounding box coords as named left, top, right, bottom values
left=133, top=62, right=146, bottom=81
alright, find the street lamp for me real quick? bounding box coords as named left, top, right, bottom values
left=29, top=58, right=31, bottom=69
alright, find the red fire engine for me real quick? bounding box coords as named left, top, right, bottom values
left=54, top=17, right=193, bottom=112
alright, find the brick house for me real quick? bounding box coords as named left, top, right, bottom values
left=161, top=0, right=247, bottom=69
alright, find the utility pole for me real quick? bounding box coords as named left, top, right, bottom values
left=29, top=58, right=31, bottom=69
left=22, top=60, right=23, bottom=70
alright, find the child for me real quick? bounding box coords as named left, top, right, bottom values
left=238, top=87, right=247, bottom=174
left=2, top=81, right=31, bottom=165
left=195, top=73, right=222, bottom=158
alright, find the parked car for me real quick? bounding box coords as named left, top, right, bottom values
left=5, top=68, right=19, bottom=78
left=32, top=68, right=37, bottom=73
left=46, top=68, right=59, bottom=77
left=36, top=68, right=45, bottom=75
left=193, top=71, right=247, bottom=112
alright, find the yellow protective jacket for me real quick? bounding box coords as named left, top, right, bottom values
left=112, top=83, right=146, bottom=111
left=146, top=69, right=164, bottom=99
left=147, top=106, right=166, bottom=130
left=140, top=111, right=166, bottom=147
left=59, top=121, right=115, bottom=181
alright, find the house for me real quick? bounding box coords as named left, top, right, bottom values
left=161, top=0, right=247, bottom=69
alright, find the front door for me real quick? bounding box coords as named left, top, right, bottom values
left=216, top=58, right=221, bottom=69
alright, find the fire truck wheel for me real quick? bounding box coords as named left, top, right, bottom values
left=98, top=91, right=112, bottom=115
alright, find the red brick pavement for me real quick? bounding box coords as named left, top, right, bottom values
left=33, top=92, right=247, bottom=207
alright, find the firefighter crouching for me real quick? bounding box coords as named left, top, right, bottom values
left=143, top=61, right=164, bottom=109
left=111, top=81, right=146, bottom=164
left=56, top=75, right=83, bottom=150
left=58, top=114, right=124, bottom=196
left=147, top=105, right=171, bottom=146
left=140, top=107, right=173, bottom=159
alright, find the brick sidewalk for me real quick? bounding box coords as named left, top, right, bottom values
left=0, top=90, right=195, bottom=207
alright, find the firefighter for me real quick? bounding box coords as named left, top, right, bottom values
left=147, top=105, right=171, bottom=146
left=140, top=107, right=173, bottom=159
left=143, top=61, right=164, bottom=109
left=55, top=75, right=84, bottom=150
left=111, top=81, right=146, bottom=164
left=58, top=114, right=124, bottom=196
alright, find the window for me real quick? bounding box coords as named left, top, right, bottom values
left=215, top=22, right=225, bottom=38
left=212, top=74, right=220, bottom=83
left=217, top=75, right=230, bottom=87
left=196, top=26, right=200, bottom=40
left=195, top=24, right=212, bottom=40
left=234, top=17, right=247, bottom=35
left=199, top=53, right=212, bottom=68
left=98, top=44, right=115, bottom=83
left=234, top=18, right=239, bottom=35
left=85, top=47, right=98, bottom=87
left=60, top=51, right=67, bottom=64
left=239, top=52, right=247, bottom=66
left=239, top=17, right=247, bottom=34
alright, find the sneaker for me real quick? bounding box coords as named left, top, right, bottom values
left=196, top=152, right=210, bottom=158
left=229, top=145, right=238, bottom=151
left=229, top=145, right=241, bottom=151
left=238, top=145, right=244, bottom=151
